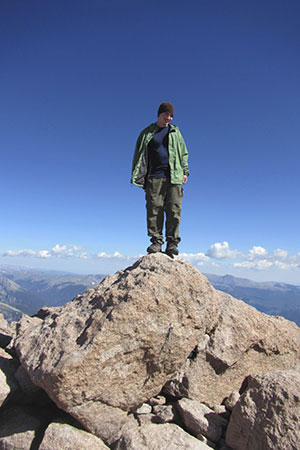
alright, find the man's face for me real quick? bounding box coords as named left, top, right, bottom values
left=157, top=111, right=173, bottom=127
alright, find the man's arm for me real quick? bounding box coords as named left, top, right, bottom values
left=179, top=131, right=189, bottom=178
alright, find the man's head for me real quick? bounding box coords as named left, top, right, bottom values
left=158, top=102, right=174, bottom=118
left=157, top=102, right=174, bottom=127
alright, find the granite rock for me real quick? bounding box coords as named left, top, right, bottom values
left=226, top=368, right=300, bottom=450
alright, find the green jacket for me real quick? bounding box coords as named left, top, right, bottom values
left=131, top=123, right=189, bottom=188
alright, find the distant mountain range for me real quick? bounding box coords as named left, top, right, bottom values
left=0, top=265, right=299, bottom=327
left=0, top=266, right=105, bottom=322
left=205, top=273, right=300, bottom=327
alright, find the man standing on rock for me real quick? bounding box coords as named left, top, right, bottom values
left=131, top=102, right=189, bottom=257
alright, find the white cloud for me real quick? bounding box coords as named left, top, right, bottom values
left=272, top=249, right=289, bottom=260
left=51, top=244, right=89, bottom=259
left=113, top=251, right=124, bottom=258
left=180, top=252, right=210, bottom=262
left=2, top=244, right=89, bottom=260
left=79, top=252, right=88, bottom=259
left=234, top=260, right=273, bottom=270
left=249, top=246, right=267, bottom=259
left=211, top=262, right=220, bottom=267
left=96, top=251, right=125, bottom=259
left=3, top=249, right=36, bottom=257
left=52, top=244, right=67, bottom=254
left=97, top=252, right=111, bottom=258
left=257, top=260, right=273, bottom=269
left=72, top=245, right=84, bottom=251
left=235, top=246, right=300, bottom=271
left=206, top=241, right=241, bottom=259
left=274, top=261, right=298, bottom=270
left=38, top=250, right=51, bottom=258
left=2, top=242, right=300, bottom=276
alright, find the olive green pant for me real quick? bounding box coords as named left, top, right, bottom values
left=145, top=178, right=183, bottom=245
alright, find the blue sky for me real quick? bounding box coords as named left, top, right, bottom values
left=1, top=0, right=300, bottom=283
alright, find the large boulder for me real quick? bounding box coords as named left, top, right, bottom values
left=226, top=369, right=300, bottom=450
left=14, top=254, right=220, bottom=442
left=12, top=254, right=300, bottom=445
left=164, top=291, right=300, bottom=405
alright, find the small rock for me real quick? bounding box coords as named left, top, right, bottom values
left=39, top=421, right=109, bottom=449
left=224, top=391, right=240, bottom=411
left=211, top=404, right=230, bottom=421
left=177, top=398, right=227, bottom=443
left=68, top=401, right=132, bottom=446
left=135, top=403, right=152, bottom=414
left=115, top=423, right=212, bottom=449
left=211, top=404, right=226, bottom=414
left=152, top=404, right=175, bottom=423
left=149, top=395, right=166, bottom=406
left=136, top=413, right=156, bottom=426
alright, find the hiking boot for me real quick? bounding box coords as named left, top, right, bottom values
left=147, top=242, right=162, bottom=254
left=166, top=242, right=179, bottom=257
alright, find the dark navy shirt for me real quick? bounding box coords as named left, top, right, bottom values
left=148, top=126, right=170, bottom=178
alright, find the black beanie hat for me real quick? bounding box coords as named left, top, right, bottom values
left=157, top=102, right=174, bottom=117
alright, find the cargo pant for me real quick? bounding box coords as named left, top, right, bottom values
left=145, top=177, right=183, bottom=245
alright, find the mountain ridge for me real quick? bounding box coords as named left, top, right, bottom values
left=0, top=265, right=299, bottom=326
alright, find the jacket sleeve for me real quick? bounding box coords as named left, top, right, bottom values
left=131, top=131, right=144, bottom=182
left=179, top=131, right=189, bottom=176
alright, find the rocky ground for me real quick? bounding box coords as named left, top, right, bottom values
left=0, top=253, right=299, bottom=449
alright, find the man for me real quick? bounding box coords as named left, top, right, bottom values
left=131, top=102, right=189, bottom=256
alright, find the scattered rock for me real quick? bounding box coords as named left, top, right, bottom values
left=134, top=403, right=152, bottom=414
left=67, top=401, right=133, bottom=445
left=211, top=404, right=230, bottom=421
left=211, top=404, right=227, bottom=414
left=149, top=394, right=166, bottom=406
left=152, top=404, right=176, bottom=423
left=176, top=398, right=227, bottom=443
left=226, top=368, right=300, bottom=449
left=39, top=420, right=109, bottom=449
left=224, top=391, right=240, bottom=411
left=115, top=423, right=212, bottom=449
left=135, top=413, right=155, bottom=426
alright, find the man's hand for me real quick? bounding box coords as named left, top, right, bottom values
left=183, top=175, right=188, bottom=184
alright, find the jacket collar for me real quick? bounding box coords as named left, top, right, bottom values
left=151, top=122, right=177, bottom=132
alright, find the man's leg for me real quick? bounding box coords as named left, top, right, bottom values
left=145, top=178, right=166, bottom=252
left=165, top=182, right=183, bottom=255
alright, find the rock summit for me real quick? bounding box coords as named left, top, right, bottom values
left=2, top=253, right=299, bottom=448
